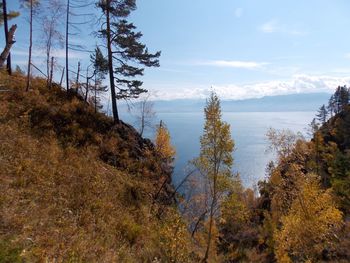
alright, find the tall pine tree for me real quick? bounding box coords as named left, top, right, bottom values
left=97, top=0, right=160, bottom=123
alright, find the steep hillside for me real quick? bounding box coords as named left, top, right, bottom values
left=0, top=72, right=194, bottom=262
left=315, top=105, right=350, bottom=213
left=320, top=105, right=350, bottom=151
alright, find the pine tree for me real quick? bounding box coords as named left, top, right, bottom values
left=308, top=118, right=319, bottom=136
left=333, top=86, right=349, bottom=114
left=316, top=104, right=328, bottom=125
left=339, top=86, right=350, bottom=110
left=1, top=0, right=19, bottom=74
left=88, top=47, right=109, bottom=112
left=194, top=92, right=235, bottom=262
left=327, top=94, right=335, bottom=118
left=97, top=0, right=161, bottom=123
left=0, top=2, right=20, bottom=25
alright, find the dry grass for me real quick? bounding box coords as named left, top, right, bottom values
left=0, top=71, right=195, bottom=262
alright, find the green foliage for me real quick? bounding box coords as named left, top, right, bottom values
left=0, top=239, right=23, bottom=263
left=316, top=104, right=328, bottom=125
left=329, top=151, right=350, bottom=211
left=90, top=46, right=109, bottom=78
left=97, top=0, right=161, bottom=99
left=0, top=2, right=20, bottom=25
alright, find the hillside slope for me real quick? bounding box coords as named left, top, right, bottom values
left=0, top=72, right=194, bottom=262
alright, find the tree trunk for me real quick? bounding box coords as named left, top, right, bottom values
left=84, top=68, right=89, bottom=102
left=0, top=24, right=16, bottom=68
left=59, top=67, right=65, bottom=86
left=75, top=61, right=80, bottom=93
left=46, top=44, right=51, bottom=87
left=94, top=74, right=97, bottom=113
left=49, top=56, right=54, bottom=89
left=203, top=164, right=218, bottom=262
left=2, top=0, right=11, bottom=74
left=26, top=0, right=33, bottom=92
left=65, top=0, right=70, bottom=92
left=191, top=210, right=208, bottom=238
left=106, top=0, right=119, bottom=123
left=203, top=198, right=215, bottom=262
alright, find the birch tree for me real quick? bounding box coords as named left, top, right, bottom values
left=38, top=0, right=65, bottom=88
left=194, top=92, right=235, bottom=262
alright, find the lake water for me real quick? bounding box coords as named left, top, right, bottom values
left=155, top=111, right=316, bottom=188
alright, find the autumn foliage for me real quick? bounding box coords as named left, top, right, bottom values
left=0, top=71, right=194, bottom=262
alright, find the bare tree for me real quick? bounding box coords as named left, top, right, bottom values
left=266, top=128, right=304, bottom=160
left=131, top=93, right=156, bottom=137
left=38, top=0, right=65, bottom=88
left=0, top=24, right=16, bottom=68
left=21, top=0, right=40, bottom=92
left=64, top=0, right=94, bottom=92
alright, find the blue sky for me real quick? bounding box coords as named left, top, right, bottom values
left=3, top=0, right=350, bottom=100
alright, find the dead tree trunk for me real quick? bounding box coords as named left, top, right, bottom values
left=65, top=0, right=70, bottom=92
left=2, top=0, right=12, bottom=74
left=0, top=24, right=17, bottom=69
left=49, top=56, right=54, bottom=89
left=25, top=0, right=33, bottom=92
left=59, top=67, right=65, bottom=87
left=75, top=61, right=80, bottom=93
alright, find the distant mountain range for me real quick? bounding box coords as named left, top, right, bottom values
left=149, top=93, right=331, bottom=113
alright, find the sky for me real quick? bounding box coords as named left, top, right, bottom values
left=3, top=0, right=350, bottom=100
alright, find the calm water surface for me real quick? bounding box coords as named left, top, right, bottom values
left=156, top=111, right=316, bottom=187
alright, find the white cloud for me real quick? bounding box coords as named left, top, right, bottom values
left=234, top=8, right=243, bottom=18
left=149, top=74, right=350, bottom=101
left=260, top=19, right=279, bottom=33
left=345, top=53, right=350, bottom=59
left=197, top=60, right=268, bottom=69
left=259, top=19, right=307, bottom=36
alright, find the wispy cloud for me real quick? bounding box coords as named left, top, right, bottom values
left=260, top=19, right=279, bottom=33
left=196, top=60, right=269, bottom=69
left=234, top=8, right=243, bottom=18
left=148, top=74, right=349, bottom=101
left=259, top=19, right=307, bottom=36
